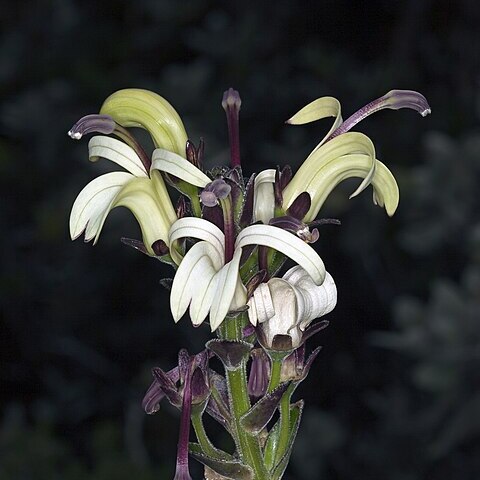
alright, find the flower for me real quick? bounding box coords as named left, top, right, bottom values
left=167, top=217, right=327, bottom=331
left=282, top=90, right=431, bottom=222
left=248, top=265, right=337, bottom=351
left=69, top=89, right=189, bottom=255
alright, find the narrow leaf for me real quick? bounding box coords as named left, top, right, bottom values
left=272, top=401, right=304, bottom=479
left=240, top=383, right=289, bottom=434
left=190, top=451, right=254, bottom=480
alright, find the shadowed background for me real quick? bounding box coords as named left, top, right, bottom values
left=1, top=1, right=479, bottom=479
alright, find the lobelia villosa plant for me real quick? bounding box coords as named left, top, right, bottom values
left=68, top=87, right=430, bottom=480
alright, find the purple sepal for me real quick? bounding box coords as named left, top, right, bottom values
left=280, top=344, right=323, bottom=384
left=142, top=366, right=180, bottom=414
left=205, top=370, right=231, bottom=430
left=243, top=324, right=256, bottom=338
left=241, top=382, right=289, bottom=434
left=247, top=348, right=271, bottom=398
left=121, top=237, right=149, bottom=256
left=202, top=203, right=224, bottom=231
left=274, top=165, right=293, bottom=206
left=302, top=319, right=330, bottom=344
left=206, top=339, right=253, bottom=371
left=68, top=114, right=116, bottom=140
left=287, top=192, right=311, bottom=220
left=269, top=216, right=319, bottom=244
left=152, top=367, right=182, bottom=408
left=152, top=239, right=169, bottom=256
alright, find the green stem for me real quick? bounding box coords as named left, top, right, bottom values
left=274, top=385, right=294, bottom=466
left=267, top=357, right=282, bottom=393
left=191, top=411, right=223, bottom=460
left=223, top=313, right=267, bottom=479
left=190, top=193, right=202, bottom=217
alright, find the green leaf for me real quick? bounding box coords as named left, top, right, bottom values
left=190, top=449, right=254, bottom=480
left=271, top=400, right=304, bottom=479
left=189, top=442, right=233, bottom=462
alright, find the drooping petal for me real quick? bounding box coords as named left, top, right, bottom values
left=168, top=217, right=225, bottom=265
left=151, top=148, right=211, bottom=187
left=100, top=88, right=188, bottom=154
left=283, top=266, right=337, bottom=330
left=170, top=241, right=222, bottom=324
left=209, top=248, right=245, bottom=331
left=112, top=174, right=175, bottom=254
left=88, top=135, right=148, bottom=177
left=70, top=171, right=133, bottom=242
left=253, top=169, right=276, bottom=223
left=283, top=132, right=377, bottom=221
left=291, top=152, right=399, bottom=221
left=235, top=224, right=326, bottom=285
left=286, top=96, right=342, bottom=151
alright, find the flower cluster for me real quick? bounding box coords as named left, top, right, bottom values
left=69, top=87, right=429, bottom=479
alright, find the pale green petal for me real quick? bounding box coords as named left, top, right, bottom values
left=100, top=89, right=188, bottom=154
left=151, top=148, right=210, bottom=187
left=283, top=132, right=376, bottom=221
left=209, top=247, right=244, bottom=331
left=168, top=217, right=225, bottom=265
left=170, top=241, right=219, bottom=324
left=253, top=169, right=276, bottom=223
left=88, top=135, right=148, bottom=177
left=287, top=96, right=343, bottom=150
left=150, top=169, right=177, bottom=225
left=70, top=171, right=133, bottom=242
left=235, top=225, right=326, bottom=285
left=112, top=176, right=174, bottom=254
left=292, top=153, right=399, bottom=220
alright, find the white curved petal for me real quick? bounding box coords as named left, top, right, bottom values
left=286, top=96, right=343, bottom=151
left=209, top=248, right=244, bottom=331
left=170, top=241, right=218, bottom=324
left=152, top=148, right=210, bottom=187
left=248, top=283, right=275, bottom=326
left=253, top=169, right=276, bottom=223
left=260, top=278, right=302, bottom=348
left=168, top=217, right=225, bottom=265
left=88, top=136, right=148, bottom=177
left=283, top=266, right=337, bottom=329
left=235, top=224, right=326, bottom=285
left=70, top=171, right=133, bottom=242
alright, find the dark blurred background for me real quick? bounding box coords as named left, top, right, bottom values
left=1, top=0, right=479, bottom=479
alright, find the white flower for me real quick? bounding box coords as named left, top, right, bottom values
left=248, top=265, right=337, bottom=350
left=167, top=218, right=327, bottom=331
left=69, top=136, right=177, bottom=255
